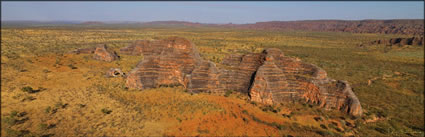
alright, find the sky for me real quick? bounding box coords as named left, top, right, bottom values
left=1, top=2, right=424, bottom=24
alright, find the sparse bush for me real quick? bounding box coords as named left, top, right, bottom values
left=261, top=105, right=278, bottom=113
left=10, top=111, right=18, bottom=117
left=67, top=64, right=77, bottom=69
left=4, top=128, right=31, bottom=137
left=250, top=101, right=257, bottom=106
left=282, top=114, right=291, bottom=118
left=271, top=122, right=285, bottom=130
left=39, top=123, right=48, bottom=130
left=21, top=86, right=37, bottom=93
left=101, top=108, right=112, bottom=114
left=316, top=130, right=334, bottom=136
left=42, top=69, right=51, bottom=73
left=45, top=106, right=52, bottom=114
left=21, top=95, right=35, bottom=102
left=374, top=127, right=387, bottom=134
left=2, top=116, right=17, bottom=126
left=328, top=123, right=338, bottom=130
left=78, top=104, right=86, bottom=108
left=54, top=102, right=67, bottom=109
left=224, top=90, right=232, bottom=97
left=242, top=117, right=248, bottom=123
left=320, top=124, right=328, bottom=129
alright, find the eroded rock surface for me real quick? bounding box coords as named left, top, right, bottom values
left=249, top=49, right=362, bottom=116
left=123, top=37, right=362, bottom=116
left=219, top=53, right=265, bottom=94
left=124, top=37, right=202, bottom=90
left=93, top=44, right=119, bottom=62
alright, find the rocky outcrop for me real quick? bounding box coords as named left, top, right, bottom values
left=93, top=44, right=119, bottom=62
left=124, top=37, right=202, bottom=90
left=219, top=53, right=265, bottom=94
left=70, top=44, right=119, bottom=62
left=186, top=61, right=221, bottom=93
left=248, top=49, right=362, bottom=116
left=123, top=37, right=362, bottom=117
left=106, top=68, right=125, bottom=78
left=360, top=36, right=424, bottom=47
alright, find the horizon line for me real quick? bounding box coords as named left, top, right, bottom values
left=2, top=18, right=424, bottom=25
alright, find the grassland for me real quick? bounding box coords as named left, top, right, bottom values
left=1, top=25, right=423, bottom=136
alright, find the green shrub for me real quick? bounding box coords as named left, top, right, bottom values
left=22, top=95, right=35, bottom=101
left=54, top=102, right=66, bottom=109
left=4, top=128, right=31, bottom=137
left=67, top=64, right=77, bottom=69
left=2, top=116, right=17, bottom=126
left=101, top=108, right=112, bottom=114
left=21, top=86, right=37, bottom=93
left=78, top=104, right=86, bottom=108
left=10, top=111, right=18, bottom=117
left=224, top=90, right=232, bottom=97
left=39, top=123, right=48, bottom=130
left=320, top=124, right=328, bottom=129
left=375, top=127, right=387, bottom=134
left=250, top=101, right=257, bottom=106
left=45, top=106, right=52, bottom=114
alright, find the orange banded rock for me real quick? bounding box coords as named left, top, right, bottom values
left=123, top=37, right=362, bottom=117
left=93, top=44, right=119, bottom=62
left=70, top=44, right=119, bottom=62
left=124, top=37, right=202, bottom=90
left=248, top=48, right=362, bottom=117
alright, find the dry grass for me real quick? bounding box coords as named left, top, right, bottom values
left=1, top=26, right=423, bottom=136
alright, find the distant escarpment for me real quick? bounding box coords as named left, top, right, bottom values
left=138, top=20, right=423, bottom=35
left=231, top=20, right=424, bottom=35
left=120, top=37, right=363, bottom=117
left=359, top=36, right=424, bottom=47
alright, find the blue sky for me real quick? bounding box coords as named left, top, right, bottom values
left=1, top=2, right=424, bottom=24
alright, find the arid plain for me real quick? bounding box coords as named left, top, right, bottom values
left=1, top=22, right=424, bottom=136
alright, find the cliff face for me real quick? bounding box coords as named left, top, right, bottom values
left=121, top=37, right=363, bottom=117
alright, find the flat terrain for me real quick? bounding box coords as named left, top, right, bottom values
left=1, top=26, right=424, bottom=136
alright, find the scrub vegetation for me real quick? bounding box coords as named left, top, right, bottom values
left=1, top=25, right=423, bottom=136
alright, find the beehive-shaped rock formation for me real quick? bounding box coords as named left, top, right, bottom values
left=70, top=44, right=119, bottom=62
left=121, top=37, right=363, bottom=117
left=124, top=37, right=202, bottom=90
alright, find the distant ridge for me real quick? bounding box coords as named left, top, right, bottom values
left=235, top=19, right=424, bottom=35
left=80, top=21, right=105, bottom=25
left=2, top=19, right=423, bottom=35
left=2, top=20, right=81, bottom=25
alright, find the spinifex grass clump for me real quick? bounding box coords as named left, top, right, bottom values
left=21, top=86, right=37, bottom=93
left=101, top=108, right=112, bottom=114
